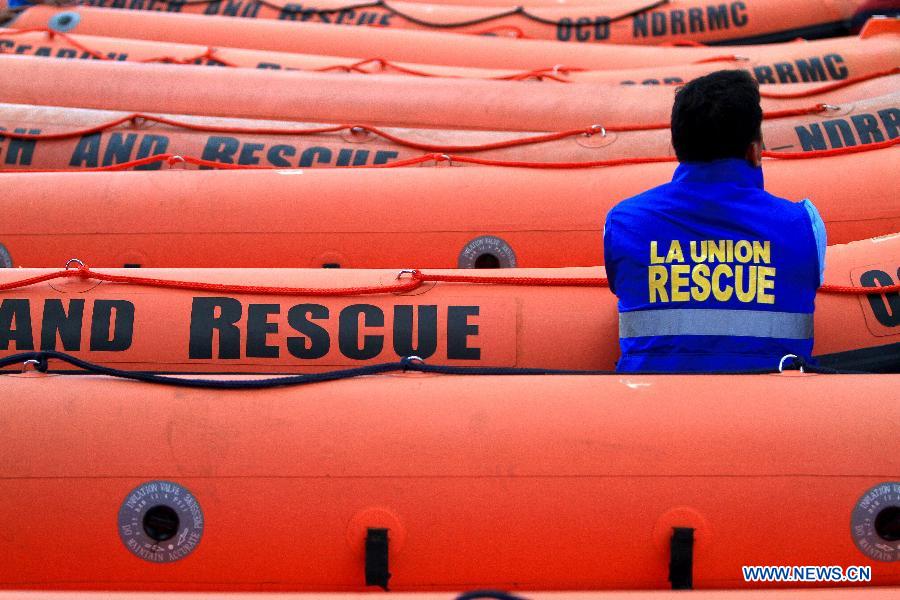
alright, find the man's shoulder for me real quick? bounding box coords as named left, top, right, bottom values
left=756, top=189, right=817, bottom=217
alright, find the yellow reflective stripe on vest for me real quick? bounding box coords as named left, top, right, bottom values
left=619, top=309, right=813, bottom=339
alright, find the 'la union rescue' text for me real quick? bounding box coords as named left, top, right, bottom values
left=648, top=239, right=774, bottom=304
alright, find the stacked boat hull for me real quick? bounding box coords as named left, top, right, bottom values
left=0, top=1, right=898, bottom=597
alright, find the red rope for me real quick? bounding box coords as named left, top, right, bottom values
left=0, top=266, right=424, bottom=296
left=471, top=25, right=527, bottom=38
left=375, top=153, right=677, bottom=169
left=366, top=137, right=899, bottom=168
left=142, top=47, right=239, bottom=68
left=315, top=57, right=440, bottom=78
left=495, top=69, right=574, bottom=83
left=758, top=67, right=900, bottom=99
left=0, top=113, right=348, bottom=141
left=761, top=136, right=900, bottom=159
left=1, top=28, right=896, bottom=91
left=0, top=103, right=830, bottom=152
left=820, top=283, right=900, bottom=294
left=0, top=28, right=237, bottom=66
left=693, top=54, right=748, bottom=64
left=2, top=135, right=896, bottom=172
left=1, top=153, right=272, bottom=172
left=313, top=58, right=579, bottom=82
left=421, top=273, right=606, bottom=287
left=0, top=265, right=895, bottom=296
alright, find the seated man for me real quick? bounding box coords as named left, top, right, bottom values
left=603, top=70, right=826, bottom=373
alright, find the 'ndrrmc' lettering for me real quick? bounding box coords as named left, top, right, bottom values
left=188, top=298, right=481, bottom=361
left=753, top=54, right=847, bottom=83
left=0, top=299, right=134, bottom=351
left=794, top=109, right=899, bottom=151
left=620, top=54, right=851, bottom=86
left=632, top=2, right=747, bottom=38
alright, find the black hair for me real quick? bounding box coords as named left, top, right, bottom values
left=670, top=70, right=763, bottom=163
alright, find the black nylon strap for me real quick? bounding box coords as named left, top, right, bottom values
left=0, top=351, right=855, bottom=391
left=669, top=527, right=695, bottom=590
left=365, top=528, right=391, bottom=590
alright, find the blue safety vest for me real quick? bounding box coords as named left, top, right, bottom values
left=603, top=159, right=826, bottom=373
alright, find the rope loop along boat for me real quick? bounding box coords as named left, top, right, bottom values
left=0, top=94, right=895, bottom=170
left=1, top=144, right=897, bottom=268
left=0, top=0, right=897, bottom=596
left=0, top=19, right=898, bottom=84
left=0, top=54, right=898, bottom=131
left=59, top=0, right=894, bottom=44
left=0, top=354, right=898, bottom=590
left=7, top=6, right=898, bottom=70
left=0, top=235, right=899, bottom=373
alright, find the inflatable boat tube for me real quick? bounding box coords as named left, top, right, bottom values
left=0, top=593, right=899, bottom=600
left=7, top=7, right=897, bottom=71
left=0, top=55, right=896, bottom=131
left=65, top=0, right=882, bottom=45
left=0, top=368, right=898, bottom=590
left=0, top=95, right=896, bottom=170
left=0, top=236, right=897, bottom=373
left=0, top=25, right=898, bottom=85
left=0, top=146, right=897, bottom=268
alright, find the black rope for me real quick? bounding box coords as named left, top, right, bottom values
left=1, top=350, right=410, bottom=389
left=81, top=0, right=670, bottom=30
left=0, top=350, right=868, bottom=390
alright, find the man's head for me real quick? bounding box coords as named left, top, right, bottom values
left=671, top=70, right=763, bottom=166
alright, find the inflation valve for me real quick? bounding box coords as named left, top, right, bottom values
left=48, top=11, right=81, bottom=33
left=118, top=480, right=204, bottom=563
left=852, top=482, right=900, bottom=562
left=668, top=527, right=695, bottom=589
left=365, top=527, right=392, bottom=590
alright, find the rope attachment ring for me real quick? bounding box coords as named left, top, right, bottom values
left=166, top=155, right=187, bottom=168
left=65, top=258, right=87, bottom=271
left=778, top=354, right=805, bottom=373
left=586, top=124, right=607, bottom=138
left=0, top=265, right=894, bottom=297
left=396, top=269, right=421, bottom=280
left=401, top=356, right=427, bottom=371
left=21, top=358, right=47, bottom=374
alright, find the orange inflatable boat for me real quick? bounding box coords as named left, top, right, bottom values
left=69, top=0, right=883, bottom=45
left=7, top=7, right=899, bottom=71
left=0, top=366, right=898, bottom=590
left=0, top=594, right=899, bottom=600
left=1, top=145, right=897, bottom=268
left=1, top=55, right=897, bottom=131
left=0, top=95, right=896, bottom=170
left=0, top=236, right=897, bottom=373
left=1, top=25, right=898, bottom=86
